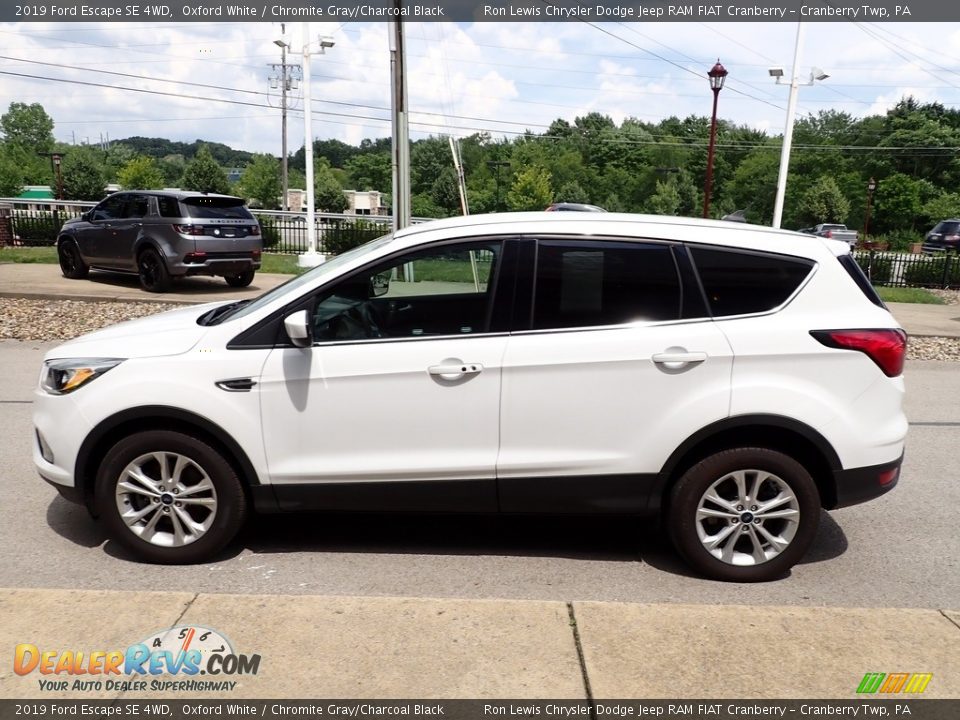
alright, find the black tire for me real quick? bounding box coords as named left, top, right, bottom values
left=668, top=448, right=820, bottom=582
left=224, top=270, right=255, bottom=288
left=95, top=430, right=247, bottom=564
left=137, top=248, right=171, bottom=293
left=58, top=239, right=89, bottom=279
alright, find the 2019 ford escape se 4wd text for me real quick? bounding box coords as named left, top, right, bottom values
left=56, top=191, right=262, bottom=293
left=33, top=213, right=907, bottom=581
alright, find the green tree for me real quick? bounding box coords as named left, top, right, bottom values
left=799, top=176, right=851, bottom=225
left=726, top=149, right=780, bottom=224
left=117, top=156, right=165, bottom=190
left=645, top=180, right=681, bottom=216
left=921, top=191, right=960, bottom=225
left=0, top=146, right=24, bottom=196
left=60, top=147, right=106, bottom=200
left=180, top=146, right=230, bottom=194
left=345, top=152, right=391, bottom=193
left=555, top=180, right=590, bottom=204
left=506, top=166, right=552, bottom=211
left=239, top=154, right=281, bottom=209
left=1, top=102, right=55, bottom=152
left=873, top=173, right=923, bottom=234
left=313, top=156, right=347, bottom=213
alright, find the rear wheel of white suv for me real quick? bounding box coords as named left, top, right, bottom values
left=669, top=448, right=820, bottom=582
left=95, top=430, right=247, bottom=564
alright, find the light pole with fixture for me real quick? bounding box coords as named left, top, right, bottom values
left=863, top=177, right=877, bottom=244
left=769, top=22, right=829, bottom=229
left=299, top=26, right=335, bottom=268
left=702, top=59, right=728, bottom=219
left=270, top=27, right=301, bottom=213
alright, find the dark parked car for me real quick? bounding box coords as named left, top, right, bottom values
left=57, top=191, right=262, bottom=293
left=922, top=220, right=960, bottom=254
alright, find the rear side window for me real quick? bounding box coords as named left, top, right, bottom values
left=533, top=240, right=681, bottom=329
left=157, top=197, right=181, bottom=218
left=691, top=247, right=814, bottom=317
left=182, top=197, right=253, bottom=220
left=124, top=195, right=150, bottom=218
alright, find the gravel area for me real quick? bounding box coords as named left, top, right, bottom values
left=929, top=288, right=960, bottom=305
left=1, top=297, right=959, bottom=361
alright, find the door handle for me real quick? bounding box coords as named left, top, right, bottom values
left=652, top=351, right=707, bottom=370
left=428, top=361, right=483, bottom=381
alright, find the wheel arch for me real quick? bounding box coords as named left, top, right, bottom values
left=75, top=406, right=273, bottom=515
left=652, top=414, right=842, bottom=514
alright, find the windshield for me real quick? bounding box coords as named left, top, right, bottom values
left=218, top=233, right=396, bottom=324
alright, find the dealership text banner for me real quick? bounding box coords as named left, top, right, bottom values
left=5, top=0, right=950, bottom=23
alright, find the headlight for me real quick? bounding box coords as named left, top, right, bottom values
left=40, top=358, right=124, bottom=395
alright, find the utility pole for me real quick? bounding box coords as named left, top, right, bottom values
left=271, top=25, right=301, bottom=212
left=390, top=14, right=410, bottom=231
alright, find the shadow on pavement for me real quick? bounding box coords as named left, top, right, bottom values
left=83, top=270, right=259, bottom=296
left=46, top=496, right=107, bottom=548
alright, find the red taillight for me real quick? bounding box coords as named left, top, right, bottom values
left=825, top=230, right=833, bottom=238
left=878, top=467, right=899, bottom=486
left=183, top=252, right=208, bottom=264
left=810, top=329, right=907, bottom=377
left=250, top=225, right=261, bottom=236
left=173, top=224, right=205, bottom=236
left=252, top=249, right=261, bottom=260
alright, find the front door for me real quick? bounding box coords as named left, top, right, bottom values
left=258, top=239, right=508, bottom=512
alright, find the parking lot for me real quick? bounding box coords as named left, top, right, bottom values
left=2, top=339, right=958, bottom=608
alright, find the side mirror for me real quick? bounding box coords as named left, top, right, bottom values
left=81, top=211, right=92, bottom=222
left=283, top=310, right=313, bottom=348
left=371, top=270, right=391, bottom=297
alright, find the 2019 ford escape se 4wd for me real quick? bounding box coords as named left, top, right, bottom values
left=33, top=212, right=907, bottom=581
left=56, top=191, right=262, bottom=293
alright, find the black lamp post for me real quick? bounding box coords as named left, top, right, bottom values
left=863, top=177, right=877, bottom=244
left=702, top=60, right=728, bottom=219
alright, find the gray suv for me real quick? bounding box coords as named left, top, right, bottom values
left=57, top=191, right=262, bottom=293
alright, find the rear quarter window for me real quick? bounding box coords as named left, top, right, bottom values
left=157, top=197, right=181, bottom=218
left=690, top=247, right=814, bottom=317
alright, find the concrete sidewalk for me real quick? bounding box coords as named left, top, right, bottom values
left=1, top=262, right=959, bottom=338
left=1, top=589, right=958, bottom=699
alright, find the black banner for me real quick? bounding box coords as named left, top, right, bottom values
left=2, top=700, right=959, bottom=720
left=0, top=0, right=947, bottom=24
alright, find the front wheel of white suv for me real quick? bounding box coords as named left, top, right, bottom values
left=668, top=448, right=820, bottom=582
left=95, top=430, right=247, bottom=564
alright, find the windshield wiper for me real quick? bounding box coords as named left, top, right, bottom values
left=197, top=299, right=252, bottom=326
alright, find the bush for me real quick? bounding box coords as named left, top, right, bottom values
left=872, top=230, right=920, bottom=253
left=854, top=252, right=893, bottom=285
left=323, top=218, right=387, bottom=256
left=902, top=256, right=960, bottom=288
left=256, top=215, right=281, bottom=249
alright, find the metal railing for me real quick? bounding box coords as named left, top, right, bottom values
left=853, top=250, right=960, bottom=290
left=0, top=199, right=412, bottom=255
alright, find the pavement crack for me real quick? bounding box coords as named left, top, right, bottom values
left=567, top=602, right=596, bottom=717
left=939, top=609, right=960, bottom=633
left=171, top=592, right=201, bottom=627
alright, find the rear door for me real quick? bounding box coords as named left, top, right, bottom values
left=497, top=238, right=733, bottom=513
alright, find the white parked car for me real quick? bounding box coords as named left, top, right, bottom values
left=33, top=213, right=907, bottom=581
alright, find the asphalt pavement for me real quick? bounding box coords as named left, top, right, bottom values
left=0, top=264, right=958, bottom=699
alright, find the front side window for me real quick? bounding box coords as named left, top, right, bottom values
left=311, top=241, right=501, bottom=342
left=91, top=195, right=127, bottom=221
left=532, top=240, right=681, bottom=330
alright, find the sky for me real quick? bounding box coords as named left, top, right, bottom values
left=1, top=20, right=960, bottom=157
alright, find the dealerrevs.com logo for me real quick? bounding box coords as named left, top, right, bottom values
left=13, top=626, right=260, bottom=693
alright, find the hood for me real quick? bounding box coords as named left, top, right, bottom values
left=44, top=302, right=226, bottom=361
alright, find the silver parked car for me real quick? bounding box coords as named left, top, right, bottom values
left=57, top=191, right=262, bottom=292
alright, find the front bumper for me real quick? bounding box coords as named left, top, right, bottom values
left=831, top=453, right=902, bottom=509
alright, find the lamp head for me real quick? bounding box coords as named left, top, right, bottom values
left=707, top=59, right=728, bottom=91
left=768, top=67, right=784, bottom=78
left=812, top=67, right=830, bottom=82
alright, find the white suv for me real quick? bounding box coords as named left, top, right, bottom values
left=32, top=213, right=907, bottom=582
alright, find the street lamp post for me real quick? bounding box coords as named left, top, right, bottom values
left=702, top=59, right=728, bottom=219
left=272, top=30, right=301, bottom=213
left=770, top=22, right=829, bottom=229
left=298, top=28, right=335, bottom=269
left=487, top=160, right=509, bottom=212
left=863, top=177, right=877, bottom=244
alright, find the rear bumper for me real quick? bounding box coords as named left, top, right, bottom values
left=831, top=453, right=902, bottom=509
